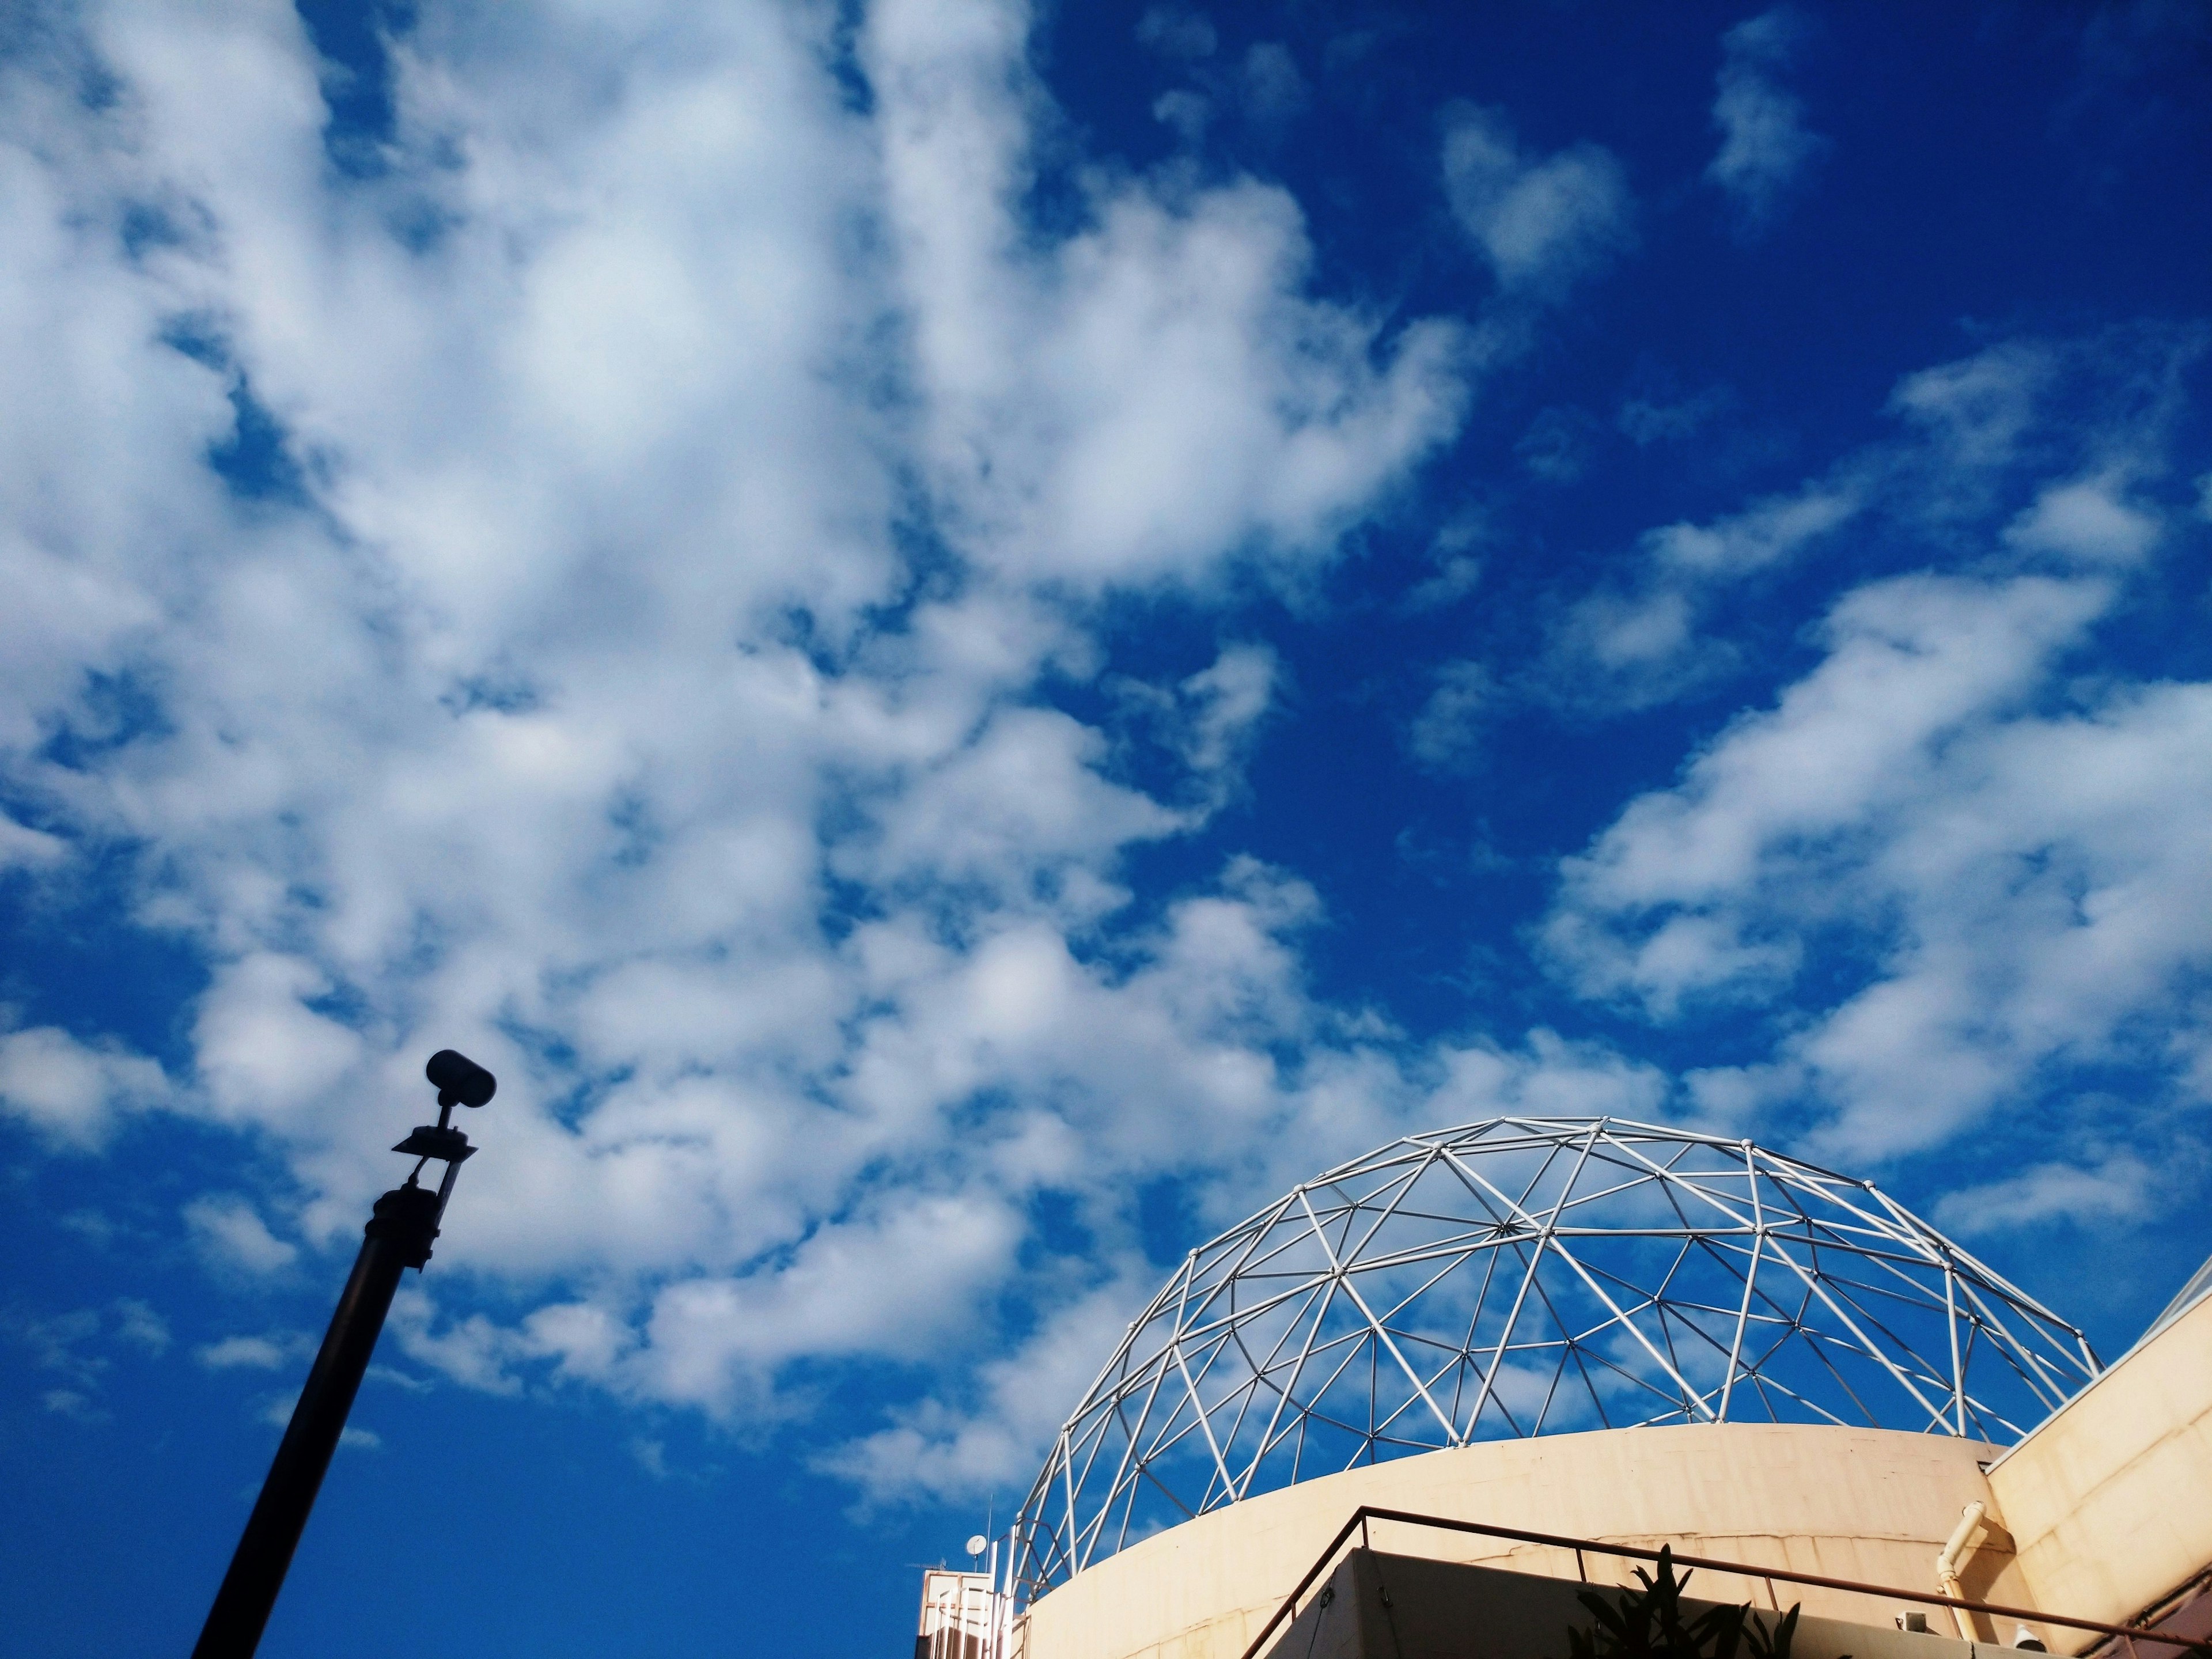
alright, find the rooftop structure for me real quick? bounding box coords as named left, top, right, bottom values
left=1013, top=1117, right=2100, bottom=1597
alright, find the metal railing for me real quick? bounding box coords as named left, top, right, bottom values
left=1236, top=1506, right=2212, bottom=1659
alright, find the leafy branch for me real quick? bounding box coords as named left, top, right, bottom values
left=1562, top=1547, right=1818, bottom=1659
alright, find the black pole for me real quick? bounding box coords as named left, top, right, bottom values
left=191, top=1184, right=440, bottom=1659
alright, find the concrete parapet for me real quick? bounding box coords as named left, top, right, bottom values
left=1023, top=1423, right=2028, bottom=1659
left=1263, top=1550, right=1988, bottom=1659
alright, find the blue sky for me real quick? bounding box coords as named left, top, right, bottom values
left=2, top=1, right=2209, bottom=1653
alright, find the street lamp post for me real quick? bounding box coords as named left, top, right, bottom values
left=191, top=1050, right=497, bottom=1659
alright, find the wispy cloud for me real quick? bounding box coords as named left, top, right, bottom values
left=1404, top=661, right=1495, bottom=775
left=1543, top=335, right=2212, bottom=1162
left=184, top=1195, right=300, bottom=1276
left=197, top=1331, right=316, bottom=1371
left=1706, top=7, right=1830, bottom=234
left=1, top=0, right=2206, bottom=1533
left=3, top=1298, right=172, bottom=1422
left=1441, top=104, right=1634, bottom=301
left=0, top=1027, right=168, bottom=1150
left=1538, top=330, right=2195, bottom=717
left=0, top=0, right=1480, bottom=1471
left=1136, top=4, right=1216, bottom=60
left=1932, top=1153, right=2162, bottom=1236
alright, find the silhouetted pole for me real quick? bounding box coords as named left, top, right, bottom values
left=192, top=1050, right=495, bottom=1659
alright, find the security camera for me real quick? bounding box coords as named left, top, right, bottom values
left=425, top=1049, right=497, bottom=1108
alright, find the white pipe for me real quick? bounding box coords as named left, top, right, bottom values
left=1936, top=1502, right=1987, bottom=1640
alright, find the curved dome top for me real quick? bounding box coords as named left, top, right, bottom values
left=1014, top=1116, right=2097, bottom=1593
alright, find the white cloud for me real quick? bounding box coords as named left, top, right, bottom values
left=850, top=706, right=1184, bottom=899
left=638, top=1191, right=1024, bottom=1413
left=0, top=814, right=69, bottom=870
left=1646, top=484, right=1859, bottom=578
left=1549, top=556, right=2212, bottom=1154
left=3, top=1298, right=171, bottom=1418
left=387, top=1290, right=529, bottom=1398
left=1541, top=331, right=2195, bottom=715
left=112, top=1298, right=172, bottom=1355
left=1516, top=405, right=1603, bottom=483
left=1547, top=571, right=2109, bottom=995
left=1543, top=325, right=2211, bottom=1156
left=7, top=1308, right=105, bottom=1392
left=2003, top=473, right=2162, bottom=565
left=820, top=1269, right=1153, bottom=1506
left=1239, top=44, right=1309, bottom=137
left=1111, top=643, right=1280, bottom=796
left=1175, top=644, right=1279, bottom=779
left=1438, top=1033, right=1670, bottom=1116
left=4, top=0, right=2190, bottom=1523
left=1706, top=7, right=1828, bottom=233
left=1153, top=88, right=1210, bottom=144
left=0, top=1026, right=166, bottom=1149
left=192, top=955, right=367, bottom=1128
left=870, top=0, right=1468, bottom=590
left=1547, top=587, right=1722, bottom=713
left=1136, top=5, right=1216, bottom=59
left=184, top=1194, right=301, bottom=1275
left=1441, top=104, right=1633, bottom=300
left=1405, top=660, right=1494, bottom=774
left=198, top=1331, right=315, bottom=1370
left=820, top=1025, right=1674, bottom=1507
left=1887, top=342, right=2052, bottom=481
left=1618, top=386, right=1732, bottom=448
left=1400, top=516, right=1487, bottom=613
left=1931, top=1152, right=2160, bottom=1236
left=44, top=1389, right=104, bottom=1421
left=0, top=0, right=1482, bottom=1488
left=1543, top=479, right=1861, bottom=709
left=382, top=1188, right=1027, bottom=1415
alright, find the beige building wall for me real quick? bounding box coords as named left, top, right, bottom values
left=1987, top=1290, right=2212, bottom=1628
left=1022, top=1423, right=2030, bottom=1659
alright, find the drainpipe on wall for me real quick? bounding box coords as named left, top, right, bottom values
left=1936, top=1502, right=1988, bottom=1641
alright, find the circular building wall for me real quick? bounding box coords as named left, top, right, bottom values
left=1021, top=1422, right=2021, bottom=1659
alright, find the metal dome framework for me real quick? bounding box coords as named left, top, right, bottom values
left=1014, top=1118, right=2099, bottom=1595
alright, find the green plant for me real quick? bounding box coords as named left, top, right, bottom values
left=1562, top=1547, right=1810, bottom=1659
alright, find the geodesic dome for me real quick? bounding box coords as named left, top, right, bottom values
left=1013, top=1116, right=2099, bottom=1594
